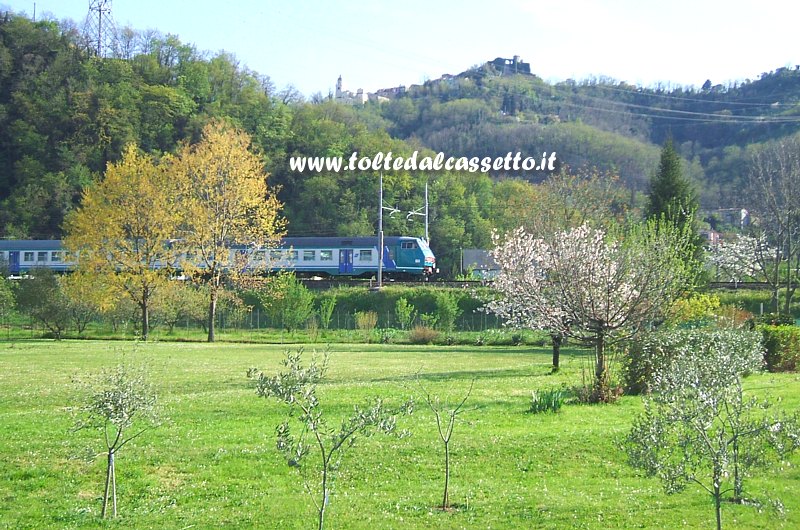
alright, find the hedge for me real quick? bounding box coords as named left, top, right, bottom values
left=758, top=324, right=800, bottom=372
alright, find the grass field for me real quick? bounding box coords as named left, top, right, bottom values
left=1, top=340, right=799, bottom=529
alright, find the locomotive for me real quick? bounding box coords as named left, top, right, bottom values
left=0, top=236, right=436, bottom=279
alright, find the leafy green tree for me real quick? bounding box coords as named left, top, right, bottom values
left=316, top=294, right=336, bottom=330
left=258, top=273, right=314, bottom=332
left=0, top=276, right=15, bottom=326
left=15, top=267, right=70, bottom=339
left=395, top=297, right=417, bottom=330
left=152, top=280, right=207, bottom=333
left=646, top=140, right=700, bottom=259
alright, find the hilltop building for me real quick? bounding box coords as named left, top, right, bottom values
left=489, top=55, right=531, bottom=75
left=334, top=75, right=368, bottom=105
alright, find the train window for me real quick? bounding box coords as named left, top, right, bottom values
left=253, top=250, right=265, bottom=261
left=289, top=250, right=298, bottom=261
left=51, top=252, right=62, bottom=262
left=401, top=241, right=417, bottom=249
left=24, top=252, right=34, bottom=262
left=37, top=251, right=48, bottom=262
left=303, top=250, right=315, bottom=261
left=270, top=250, right=283, bottom=261
left=359, top=249, right=373, bottom=262
left=320, top=250, right=333, bottom=261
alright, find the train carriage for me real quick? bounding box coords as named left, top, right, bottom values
left=0, top=236, right=436, bottom=279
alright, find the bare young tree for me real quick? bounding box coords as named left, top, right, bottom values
left=415, top=377, right=475, bottom=510
left=748, top=136, right=800, bottom=314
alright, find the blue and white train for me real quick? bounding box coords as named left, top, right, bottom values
left=0, top=236, right=437, bottom=279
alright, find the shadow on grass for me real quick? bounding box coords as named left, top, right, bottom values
left=372, top=366, right=556, bottom=384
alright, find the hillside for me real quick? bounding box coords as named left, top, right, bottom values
left=2, top=12, right=800, bottom=272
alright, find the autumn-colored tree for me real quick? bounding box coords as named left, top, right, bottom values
left=174, top=120, right=284, bottom=342
left=64, top=145, right=181, bottom=340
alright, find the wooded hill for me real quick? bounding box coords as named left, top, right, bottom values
left=2, top=12, right=799, bottom=272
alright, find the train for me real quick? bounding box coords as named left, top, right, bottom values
left=0, top=236, right=437, bottom=279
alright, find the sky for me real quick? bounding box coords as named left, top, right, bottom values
left=3, top=0, right=799, bottom=98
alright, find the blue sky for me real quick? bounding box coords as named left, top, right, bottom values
left=3, top=0, right=799, bottom=98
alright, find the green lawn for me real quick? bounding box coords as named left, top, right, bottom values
left=1, top=340, right=799, bottom=529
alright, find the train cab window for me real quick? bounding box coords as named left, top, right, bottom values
left=24, top=252, right=34, bottom=262
left=51, top=252, right=62, bottom=262
left=303, top=250, right=315, bottom=261
left=320, top=250, right=333, bottom=261
left=359, top=249, right=373, bottom=262
left=37, top=251, right=48, bottom=262
left=401, top=241, right=417, bottom=249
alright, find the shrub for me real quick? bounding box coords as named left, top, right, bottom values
left=435, top=291, right=462, bottom=332
left=395, top=297, right=417, bottom=330
left=528, top=388, right=567, bottom=414
left=622, top=328, right=765, bottom=395
left=667, top=293, right=721, bottom=328
left=715, top=304, right=753, bottom=328
left=354, top=310, right=378, bottom=331
left=317, top=295, right=336, bottom=330
left=754, top=313, right=795, bottom=326
left=758, top=325, right=800, bottom=372
left=408, top=325, right=439, bottom=344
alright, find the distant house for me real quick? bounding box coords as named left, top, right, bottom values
left=702, top=208, right=750, bottom=230
left=461, top=249, right=499, bottom=279
left=699, top=228, right=722, bottom=248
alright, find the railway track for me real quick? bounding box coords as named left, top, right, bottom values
left=298, top=279, right=792, bottom=291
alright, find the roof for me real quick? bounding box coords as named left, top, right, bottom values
left=0, top=240, right=64, bottom=251
left=0, top=237, right=425, bottom=251
left=280, top=236, right=418, bottom=247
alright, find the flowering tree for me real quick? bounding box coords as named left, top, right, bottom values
left=707, top=233, right=772, bottom=287
left=489, top=221, right=697, bottom=401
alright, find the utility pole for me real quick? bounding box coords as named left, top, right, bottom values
left=84, top=0, right=117, bottom=57
left=377, top=173, right=384, bottom=289
left=375, top=172, right=400, bottom=290
left=407, top=180, right=430, bottom=244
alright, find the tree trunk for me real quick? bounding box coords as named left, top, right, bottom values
left=714, top=482, right=722, bottom=530
left=594, top=331, right=606, bottom=389
left=551, top=333, right=562, bottom=371
left=207, top=286, right=218, bottom=343
left=733, top=436, right=743, bottom=502
left=102, top=450, right=117, bottom=518
left=774, top=246, right=781, bottom=314
left=102, top=450, right=113, bottom=518
left=442, top=441, right=450, bottom=509
left=111, top=451, right=117, bottom=517
left=318, top=465, right=328, bottom=530
left=141, top=300, right=149, bottom=341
